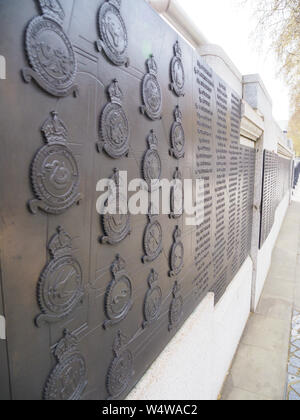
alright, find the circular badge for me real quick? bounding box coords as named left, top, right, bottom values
left=101, top=194, right=130, bottom=245
left=107, top=349, right=133, bottom=399
left=100, top=103, right=129, bottom=159
left=38, top=256, right=83, bottom=322
left=142, top=74, right=162, bottom=121
left=169, top=295, right=183, bottom=327
left=143, top=150, right=162, bottom=189
left=44, top=353, right=86, bottom=400
left=144, top=286, right=162, bottom=324
left=171, top=57, right=185, bottom=97
left=31, top=143, right=80, bottom=214
left=105, top=275, right=132, bottom=324
left=143, top=221, right=163, bottom=262
left=98, top=2, right=128, bottom=66
left=25, top=16, right=77, bottom=97
left=171, top=122, right=185, bottom=159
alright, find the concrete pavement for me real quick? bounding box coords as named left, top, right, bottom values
left=221, top=192, right=300, bottom=400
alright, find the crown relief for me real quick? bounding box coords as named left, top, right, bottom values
left=106, top=168, right=127, bottom=196
left=109, top=0, right=122, bottom=10
left=111, top=254, right=126, bottom=277
left=147, top=130, right=158, bottom=149
left=48, top=226, right=72, bottom=259
left=174, top=225, right=182, bottom=241
left=148, top=201, right=159, bottom=218
left=113, top=330, right=128, bottom=357
left=148, top=269, right=159, bottom=287
left=174, top=41, right=182, bottom=58
left=172, top=280, right=181, bottom=297
left=174, top=106, right=183, bottom=123
left=174, top=167, right=182, bottom=180
left=108, top=79, right=124, bottom=105
left=53, top=329, right=78, bottom=363
left=39, top=0, right=65, bottom=26
left=146, top=55, right=158, bottom=76
left=42, top=111, right=68, bottom=144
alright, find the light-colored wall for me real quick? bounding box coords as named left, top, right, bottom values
left=128, top=258, right=253, bottom=400
left=255, top=192, right=290, bottom=309
left=197, top=44, right=243, bottom=96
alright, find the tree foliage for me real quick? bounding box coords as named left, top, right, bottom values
left=249, top=0, right=300, bottom=154
left=289, top=105, right=300, bottom=155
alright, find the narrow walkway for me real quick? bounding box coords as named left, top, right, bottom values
left=221, top=196, right=300, bottom=400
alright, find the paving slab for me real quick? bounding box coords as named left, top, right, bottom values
left=241, top=314, right=290, bottom=353
left=222, top=199, right=300, bottom=401
left=228, top=343, right=287, bottom=400
left=221, top=375, right=271, bottom=400
left=256, top=297, right=292, bottom=322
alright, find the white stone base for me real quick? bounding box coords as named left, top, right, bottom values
left=254, top=192, right=290, bottom=309
left=127, top=258, right=253, bottom=401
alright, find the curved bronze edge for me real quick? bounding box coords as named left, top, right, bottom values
left=96, top=39, right=103, bottom=52
left=100, top=231, right=130, bottom=246
left=35, top=314, right=46, bottom=328
left=35, top=313, right=65, bottom=328
left=28, top=199, right=40, bottom=215
left=76, top=193, right=83, bottom=206
left=29, top=193, right=82, bottom=215
left=169, top=148, right=175, bottom=158
left=22, top=67, right=79, bottom=98
left=22, top=67, right=34, bottom=83
left=35, top=296, right=85, bottom=328
left=35, top=312, right=67, bottom=327
left=78, top=381, right=88, bottom=400
left=142, top=249, right=162, bottom=265
left=170, top=147, right=185, bottom=159
left=103, top=319, right=112, bottom=330
left=124, top=57, right=130, bottom=68
left=170, top=212, right=183, bottom=219
left=100, top=235, right=109, bottom=244
left=103, top=301, right=133, bottom=330
left=142, top=255, right=154, bottom=264
left=72, top=85, right=79, bottom=98
left=96, top=141, right=103, bottom=153
left=170, top=82, right=185, bottom=97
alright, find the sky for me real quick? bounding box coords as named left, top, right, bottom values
left=179, top=0, right=290, bottom=124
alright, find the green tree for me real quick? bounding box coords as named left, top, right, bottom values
left=249, top=0, right=300, bottom=154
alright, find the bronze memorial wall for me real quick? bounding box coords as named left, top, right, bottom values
left=259, top=151, right=292, bottom=249
left=0, top=0, right=256, bottom=399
